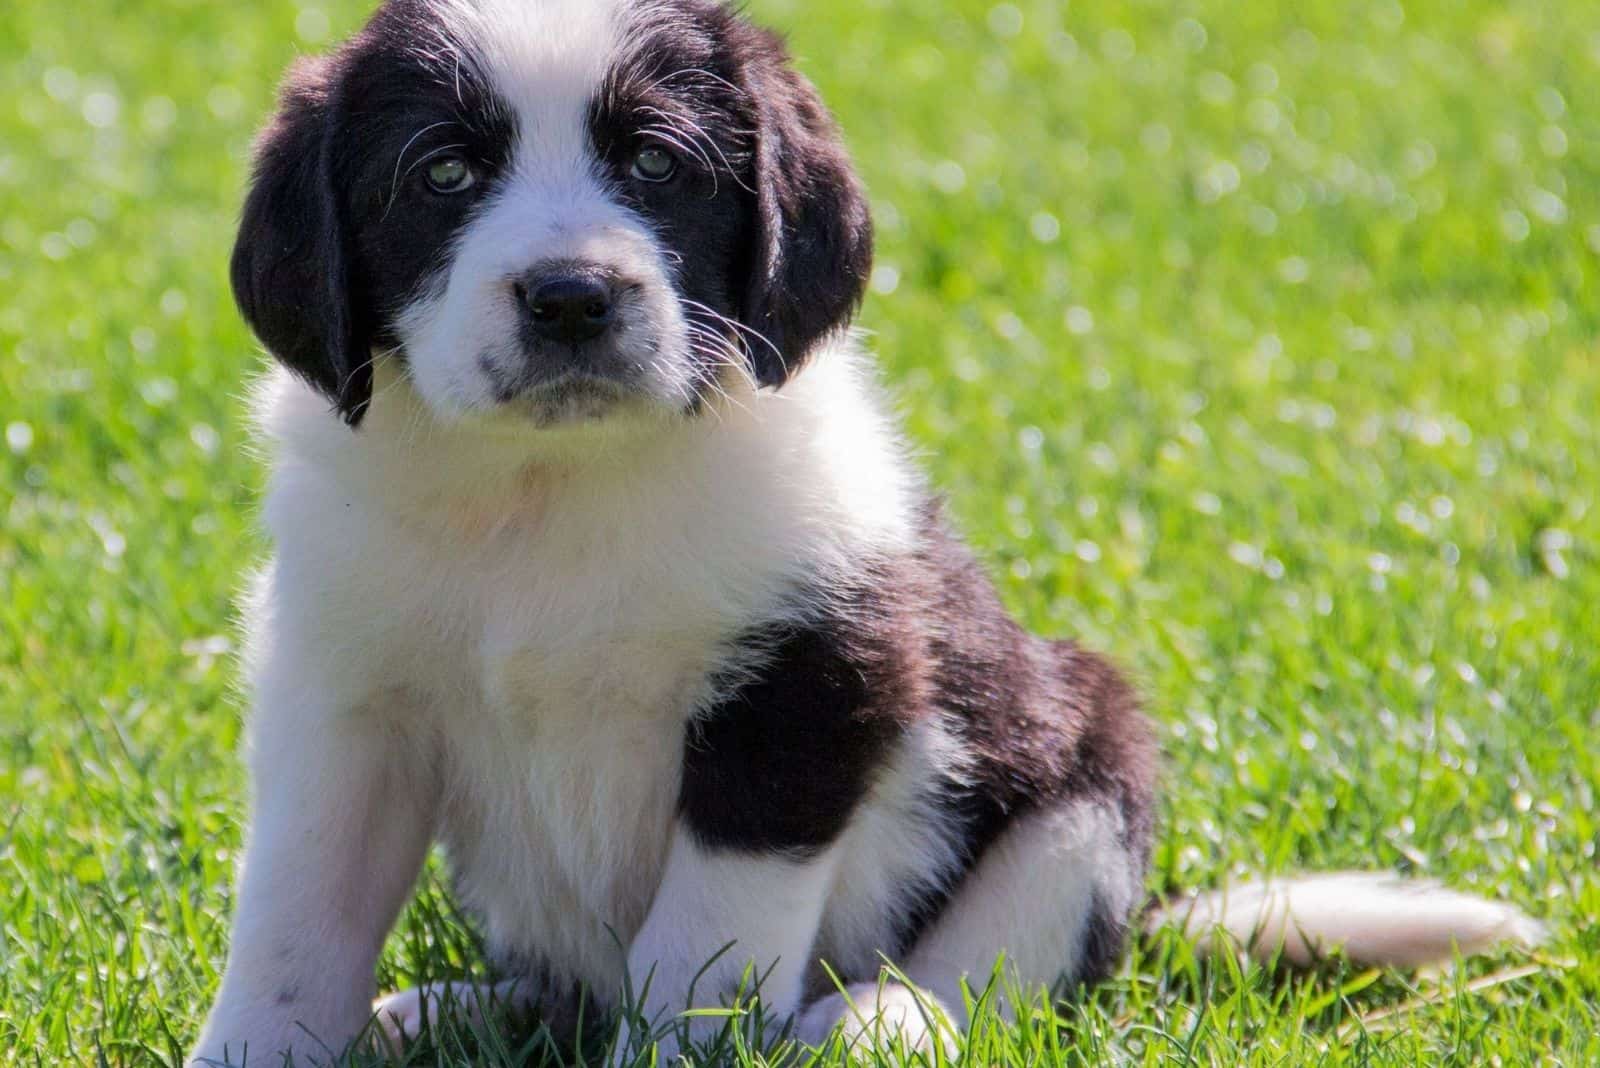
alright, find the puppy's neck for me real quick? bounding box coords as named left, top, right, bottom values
left=255, top=340, right=918, bottom=573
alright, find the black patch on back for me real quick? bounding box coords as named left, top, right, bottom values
left=679, top=501, right=1157, bottom=973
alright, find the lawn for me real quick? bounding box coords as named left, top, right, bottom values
left=2, top=0, right=1597, bottom=1064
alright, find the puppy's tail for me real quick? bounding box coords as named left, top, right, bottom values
left=1145, top=872, right=1545, bottom=969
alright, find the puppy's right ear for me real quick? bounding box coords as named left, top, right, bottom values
left=232, top=57, right=372, bottom=425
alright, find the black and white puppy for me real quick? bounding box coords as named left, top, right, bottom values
left=190, top=1, right=1541, bottom=1064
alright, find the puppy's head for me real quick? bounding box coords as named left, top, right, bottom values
left=232, top=0, right=872, bottom=429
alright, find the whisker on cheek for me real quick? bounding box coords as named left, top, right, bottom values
left=679, top=299, right=784, bottom=381
left=683, top=323, right=759, bottom=410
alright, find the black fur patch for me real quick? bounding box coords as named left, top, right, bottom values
left=1072, top=891, right=1130, bottom=988
left=233, top=0, right=517, bottom=423
left=588, top=3, right=757, bottom=398
left=337, top=3, right=518, bottom=352
left=231, top=57, right=370, bottom=423
left=679, top=610, right=915, bottom=856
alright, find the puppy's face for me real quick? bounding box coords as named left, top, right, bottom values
left=233, top=0, right=872, bottom=430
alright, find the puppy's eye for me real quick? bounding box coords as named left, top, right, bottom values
left=630, top=145, right=677, bottom=183
left=424, top=154, right=476, bottom=194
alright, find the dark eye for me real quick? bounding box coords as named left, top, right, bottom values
left=630, top=145, right=677, bottom=183
left=424, top=154, right=476, bottom=194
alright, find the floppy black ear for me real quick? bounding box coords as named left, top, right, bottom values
left=231, top=57, right=372, bottom=425
left=739, top=33, right=874, bottom=388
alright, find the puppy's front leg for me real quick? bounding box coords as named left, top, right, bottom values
left=616, top=824, right=837, bottom=1063
left=189, top=683, right=435, bottom=1067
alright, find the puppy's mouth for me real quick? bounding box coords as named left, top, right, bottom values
left=503, top=373, right=633, bottom=427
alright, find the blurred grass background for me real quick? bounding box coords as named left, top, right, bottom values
left=2, top=0, right=1597, bottom=1063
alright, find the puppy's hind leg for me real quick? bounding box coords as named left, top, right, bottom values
left=901, top=798, right=1147, bottom=1023
left=796, top=798, right=1147, bottom=1056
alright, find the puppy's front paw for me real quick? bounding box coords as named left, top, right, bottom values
left=797, top=980, right=956, bottom=1058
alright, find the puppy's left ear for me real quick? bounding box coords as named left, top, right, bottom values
left=232, top=57, right=373, bottom=425
left=739, top=32, right=873, bottom=387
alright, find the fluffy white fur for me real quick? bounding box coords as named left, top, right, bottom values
left=812, top=718, right=971, bottom=983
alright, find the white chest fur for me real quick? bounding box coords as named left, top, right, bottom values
left=436, top=540, right=746, bottom=990
left=245, top=347, right=918, bottom=991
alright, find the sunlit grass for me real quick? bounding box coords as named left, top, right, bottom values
left=2, top=0, right=1597, bottom=1064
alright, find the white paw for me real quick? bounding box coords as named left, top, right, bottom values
left=372, top=985, right=434, bottom=1045
left=797, top=980, right=956, bottom=1058
left=371, top=981, right=502, bottom=1046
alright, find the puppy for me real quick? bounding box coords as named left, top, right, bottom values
left=190, top=1, right=1541, bottom=1064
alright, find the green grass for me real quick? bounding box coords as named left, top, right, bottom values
left=3, top=0, right=1597, bottom=1063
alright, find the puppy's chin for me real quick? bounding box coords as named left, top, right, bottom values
left=448, top=390, right=675, bottom=443
left=501, top=376, right=652, bottom=430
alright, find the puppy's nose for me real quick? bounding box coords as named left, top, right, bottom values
left=516, top=271, right=615, bottom=344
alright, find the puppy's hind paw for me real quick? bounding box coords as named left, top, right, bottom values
left=796, top=980, right=956, bottom=1059
left=371, top=980, right=511, bottom=1048
left=372, top=985, right=435, bottom=1046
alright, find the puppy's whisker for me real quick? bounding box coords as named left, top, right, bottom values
left=684, top=322, right=758, bottom=392
left=634, top=105, right=752, bottom=195
left=679, top=299, right=786, bottom=375
left=384, top=122, right=455, bottom=218
left=631, top=65, right=746, bottom=112
left=636, top=124, right=717, bottom=189
left=344, top=346, right=399, bottom=383
left=365, top=365, right=414, bottom=410
left=683, top=329, right=759, bottom=413
left=685, top=339, right=743, bottom=399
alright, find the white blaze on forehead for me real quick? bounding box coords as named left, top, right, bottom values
left=431, top=0, right=626, bottom=151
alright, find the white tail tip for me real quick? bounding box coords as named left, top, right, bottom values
left=1148, top=872, right=1546, bottom=970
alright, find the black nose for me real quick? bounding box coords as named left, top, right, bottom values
left=516, top=272, right=615, bottom=344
